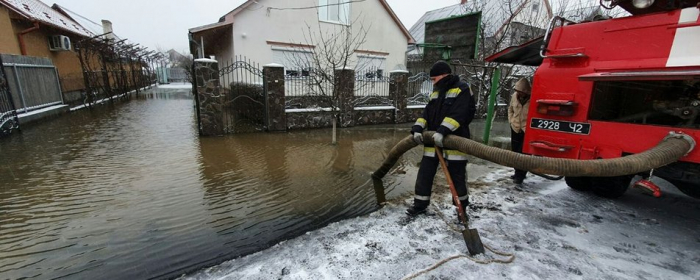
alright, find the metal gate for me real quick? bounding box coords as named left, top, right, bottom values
left=1, top=54, right=64, bottom=113
left=219, top=56, right=267, bottom=133
left=0, top=55, right=19, bottom=136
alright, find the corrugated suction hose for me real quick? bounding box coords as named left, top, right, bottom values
left=372, top=131, right=695, bottom=179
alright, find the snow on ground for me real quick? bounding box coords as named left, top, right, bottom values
left=181, top=161, right=700, bottom=280
left=157, top=83, right=192, bottom=89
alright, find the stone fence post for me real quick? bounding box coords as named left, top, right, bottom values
left=335, top=68, right=355, bottom=128
left=264, top=64, right=286, bottom=132
left=390, top=70, right=409, bottom=124
left=194, top=58, right=224, bottom=136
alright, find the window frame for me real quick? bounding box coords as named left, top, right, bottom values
left=356, top=54, right=387, bottom=81
left=318, top=0, right=351, bottom=25
left=271, top=47, right=315, bottom=79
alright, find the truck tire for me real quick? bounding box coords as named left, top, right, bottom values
left=565, top=176, right=592, bottom=191
left=591, top=175, right=633, bottom=199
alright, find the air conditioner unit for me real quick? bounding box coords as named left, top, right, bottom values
left=48, top=35, right=71, bottom=51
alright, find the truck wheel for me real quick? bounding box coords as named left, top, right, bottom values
left=591, top=175, right=633, bottom=199
left=565, top=176, right=592, bottom=191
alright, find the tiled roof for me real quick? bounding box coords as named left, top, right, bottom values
left=53, top=4, right=121, bottom=40
left=0, top=0, right=93, bottom=37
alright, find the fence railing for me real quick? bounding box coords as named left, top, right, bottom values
left=284, top=69, right=334, bottom=109
left=283, top=67, right=394, bottom=109
left=354, top=68, right=391, bottom=107
left=1, top=54, right=63, bottom=113
left=218, top=56, right=268, bottom=133
left=167, top=67, right=188, bottom=83
left=407, top=72, right=432, bottom=106
left=0, top=55, right=19, bottom=135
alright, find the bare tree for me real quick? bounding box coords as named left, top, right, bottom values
left=437, top=0, right=628, bottom=117
left=281, top=11, right=372, bottom=143
left=173, top=50, right=194, bottom=83
left=284, top=17, right=371, bottom=108
left=445, top=0, right=549, bottom=117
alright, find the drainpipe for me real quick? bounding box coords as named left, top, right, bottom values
left=18, top=22, right=40, bottom=55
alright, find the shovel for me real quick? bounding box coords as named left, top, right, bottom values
left=435, top=146, right=485, bottom=256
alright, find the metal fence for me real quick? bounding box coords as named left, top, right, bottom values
left=353, top=68, right=392, bottom=107
left=0, top=55, right=19, bottom=136
left=218, top=56, right=268, bottom=133
left=284, top=68, right=334, bottom=109
left=407, top=72, right=432, bottom=106
left=1, top=54, right=63, bottom=113
left=167, top=67, right=188, bottom=83
left=283, top=67, right=393, bottom=109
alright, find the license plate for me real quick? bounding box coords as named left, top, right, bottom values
left=530, top=118, right=591, bottom=135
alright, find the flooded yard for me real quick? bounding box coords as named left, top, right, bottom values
left=0, top=87, right=421, bottom=279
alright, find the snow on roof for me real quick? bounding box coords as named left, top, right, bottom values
left=52, top=4, right=122, bottom=40
left=408, top=4, right=465, bottom=45
left=0, top=0, right=93, bottom=37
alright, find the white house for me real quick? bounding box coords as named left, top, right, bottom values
left=189, top=0, right=414, bottom=75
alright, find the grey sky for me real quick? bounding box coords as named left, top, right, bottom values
left=49, top=0, right=456, bottom=54
left=49, top=0, right=599, bottom=54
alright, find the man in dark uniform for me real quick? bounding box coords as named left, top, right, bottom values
left=406, top=61, right=476, bottom=216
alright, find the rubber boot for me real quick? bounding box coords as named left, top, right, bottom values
left=406, top=199, right=429, bottom=216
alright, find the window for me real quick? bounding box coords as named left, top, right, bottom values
left=319, top=0, right=350, bottom=25
left=272, top=48, right=314, bottom=78
left=357, top=55, right=386, bottom=79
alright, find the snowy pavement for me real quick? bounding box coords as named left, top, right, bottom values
left=181, top=161, right=700, bottom=280
left=157, top=83, right=193, bottom=89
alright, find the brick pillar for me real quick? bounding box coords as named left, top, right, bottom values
left=390, top=70, right=410, bottom=123
left=335, top=68, right=355, bottom=128
left=264, top=63, right=286, bottom=132
left=195, top=58, right=224, bottom=136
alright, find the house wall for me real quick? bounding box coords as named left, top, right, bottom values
left=219, top=27, right=234, bottom=64
left=231, top=0, right=408, bottom=70
left=0, top=6, right=21, bottom=54
left=513, top=0, right=551, bottom=28
left=9, top=20, right=85, bottom=92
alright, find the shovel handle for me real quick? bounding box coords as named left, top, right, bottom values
left=435, top=147, right=469, bottom=225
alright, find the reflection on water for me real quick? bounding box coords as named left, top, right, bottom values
left=0, top=87, right=419, bottom=279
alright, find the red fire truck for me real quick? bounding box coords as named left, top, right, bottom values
left=486, top=0, right=700, bottom=199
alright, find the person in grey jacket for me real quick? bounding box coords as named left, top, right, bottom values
left=508, top=78, right=531, bottom=185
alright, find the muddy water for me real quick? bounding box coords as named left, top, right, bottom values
left=0, top=87, right=421, bottom=279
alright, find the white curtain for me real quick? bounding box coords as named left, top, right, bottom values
left=356, top=55, right=386, bottom=72
left=272, top=49, right=313, bottom=70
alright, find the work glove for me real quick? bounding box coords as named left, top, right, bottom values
left=433, top=132, right=444, bottom=147
left=413, top=132, right=423, bottom=145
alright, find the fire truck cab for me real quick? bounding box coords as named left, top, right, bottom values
left=486, top=0, right=700, bottom=198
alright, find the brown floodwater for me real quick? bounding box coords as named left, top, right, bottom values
left=0, top=87, right=421, bottom=279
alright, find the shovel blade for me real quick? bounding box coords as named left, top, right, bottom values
left=462, top=228, right=485, bottom=256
